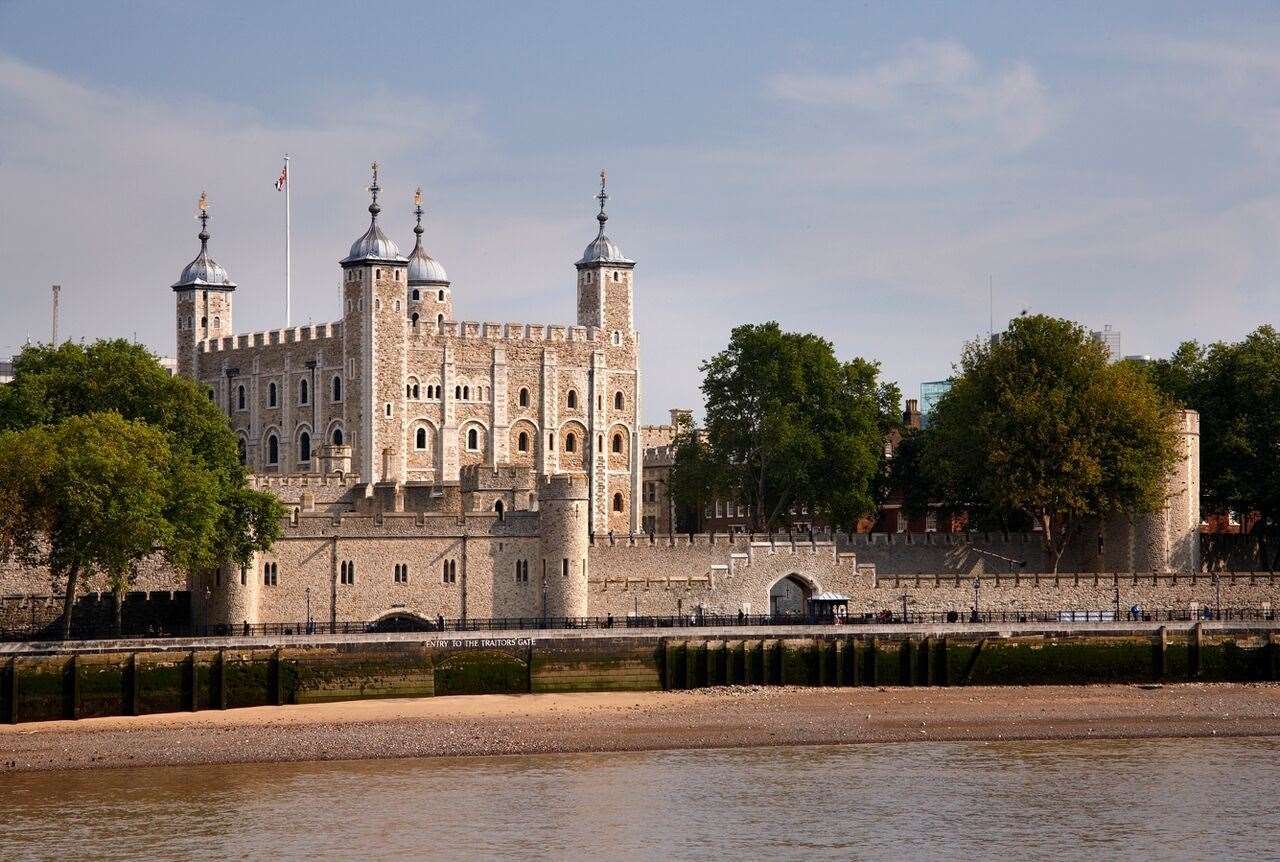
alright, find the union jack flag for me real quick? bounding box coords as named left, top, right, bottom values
left=275, top=163, right=287, bottom=191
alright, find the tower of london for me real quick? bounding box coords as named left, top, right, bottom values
left=165, top=166, right=1211, bottom=632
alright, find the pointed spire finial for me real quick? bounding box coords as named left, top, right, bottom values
left=413, top=186, right=424, bottom=240
left=596, top=169, right=609, bottom=236
left=197, top=191, right=210, bottom=247
left=368, top=161, right=381, bottom=221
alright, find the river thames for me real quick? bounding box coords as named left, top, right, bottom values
left=2, top=736, right=1276, bottom=861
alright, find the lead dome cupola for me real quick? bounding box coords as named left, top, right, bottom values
left=576, top=170, right=633, bottom=266
left=407, top=187, right=449, bottom=285
left=341, top=162, right=407, bottom=265
left=173, top=192, right=236, bottom=291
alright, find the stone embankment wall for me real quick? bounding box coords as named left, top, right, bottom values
left=2, top=623, right=1276, bottom=724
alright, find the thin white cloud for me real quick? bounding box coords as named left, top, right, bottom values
left=766, top=40, right=1054, bottom=152
left=0, top=53, right=488, bottom=355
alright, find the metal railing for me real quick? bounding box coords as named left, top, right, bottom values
left=2, top=607, right=1276, bottom=643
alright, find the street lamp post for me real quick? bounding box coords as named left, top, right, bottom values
left=203, top=586, right=211, bottom=635
left=1114, top=587, right=1121, bottom=622
left=305, top=587, right=312, bottom=634
left=1213, top=573, right=1221, bottom=620
left=972, top=578, right=981, bottom=622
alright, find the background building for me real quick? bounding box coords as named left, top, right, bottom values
left=1091, top=324, right=1122, bottom=362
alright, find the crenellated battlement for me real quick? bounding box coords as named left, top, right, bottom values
left=200, top=320, right=344, bottom=353
left=408, top=320, right=604, bottom=344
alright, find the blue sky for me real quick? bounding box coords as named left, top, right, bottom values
left=4, top=1, right=1280, bottom=422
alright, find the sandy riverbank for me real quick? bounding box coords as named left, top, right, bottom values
left=1, top=683, right=1278, bottom=773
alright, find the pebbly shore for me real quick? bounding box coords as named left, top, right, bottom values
left=1, top=683, right=1278, bottom=773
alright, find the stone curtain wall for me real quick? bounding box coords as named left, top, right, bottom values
left=585, top=534, right=1280, bottom=618
left=0, top=592, right=189, bottom=639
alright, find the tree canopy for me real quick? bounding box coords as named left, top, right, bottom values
left=1144, top=325, right=1280, bottom=566
left=669, top=322, right=900, bottom=532
left=0, top=340, right=282, bottom=637
left=921, top=314, right=1179, bottom=571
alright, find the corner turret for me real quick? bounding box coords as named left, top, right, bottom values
left=407, top=186, right=452, bottom=328
left=173, top=192, right=235, bottom=378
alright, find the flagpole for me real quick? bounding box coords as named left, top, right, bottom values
left=285, top=154, right=292, bottom=327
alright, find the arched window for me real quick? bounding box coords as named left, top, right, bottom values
left=236, top=438, right=246, bottom=465
left=614, top=391, right=624, bottom=410
left=411, top=313, right=419, bottom=325
left=548, top=432, right=555, bottom=450
left=455, top=385, right=461, bottom=399
left=467, top=427, right=478, bottom=450
left=438, top=289, right=445, bottom=301
left=565, top=432, right=576, bottom=453
left=494, top=500, right=504, bottom=521
left=267, top=434, right=279, bottom=465
left=437, top=314, right=444, bottom=326
left=212, top=316, right=220, bottom=329
left=416, top=427, right=427, bottom=449
left=518, top=387, right=529, bottom=408
left=612, top=492, right=624, bottom=512
left=612, top=433, right=623, bottom=454
left=268, top=382, right=278, bottom=408
left=299, top=431, right=311, bottom=463
left=463, top=385, right=470, bottom=400
left=567, top=390, right=578, bottom=409
left=299, top=379, right=309, bottom=405
left=518, top=431, right=529, bottom=452
left=332, top=376, right=342, bottom=402
left=201, top=316, right=207, bottom=329
left=332, top=427, right=344, bottom=446
left=412, top=289, right=420, bottom=301
left=237, top=385, right=246, bottom=411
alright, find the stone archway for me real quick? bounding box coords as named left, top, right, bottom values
left=768, top=573, right=815, bottom=618
left=369, top=611, right=435, bottom=633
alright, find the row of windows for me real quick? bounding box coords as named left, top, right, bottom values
left=180, top=315, right=221, bottom=331
left=232, top=379, right=626, bottom=414
left=581, top=270, right=625, bottom=284
left=250, top=423, right=627, bottom=467
left=251, top=426, right=344, bottom=466
left=235, top=376, right=343, bottom=412
left=344, top=267, right=403, bottom=282
left=258, top=554, right=632, bottom=588
left=410, top=288, right=447, bottom=302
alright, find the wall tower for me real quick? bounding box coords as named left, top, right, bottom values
left=538, top=474, right=590, bottom=617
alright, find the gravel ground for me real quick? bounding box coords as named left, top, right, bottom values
left=1, top=683, right=1278, bottom=773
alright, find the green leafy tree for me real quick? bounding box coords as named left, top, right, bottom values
left=1146, top=326, right=1280, bottom=568
left=923, top=314, right=1179, bottom=572
left=671, top=322, right=899, bottom=532
left=0, top=340, right=282, bottom=637
left=665, top=415, right=729, bottom=533
left=0, top=414, right=180, bottom=637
